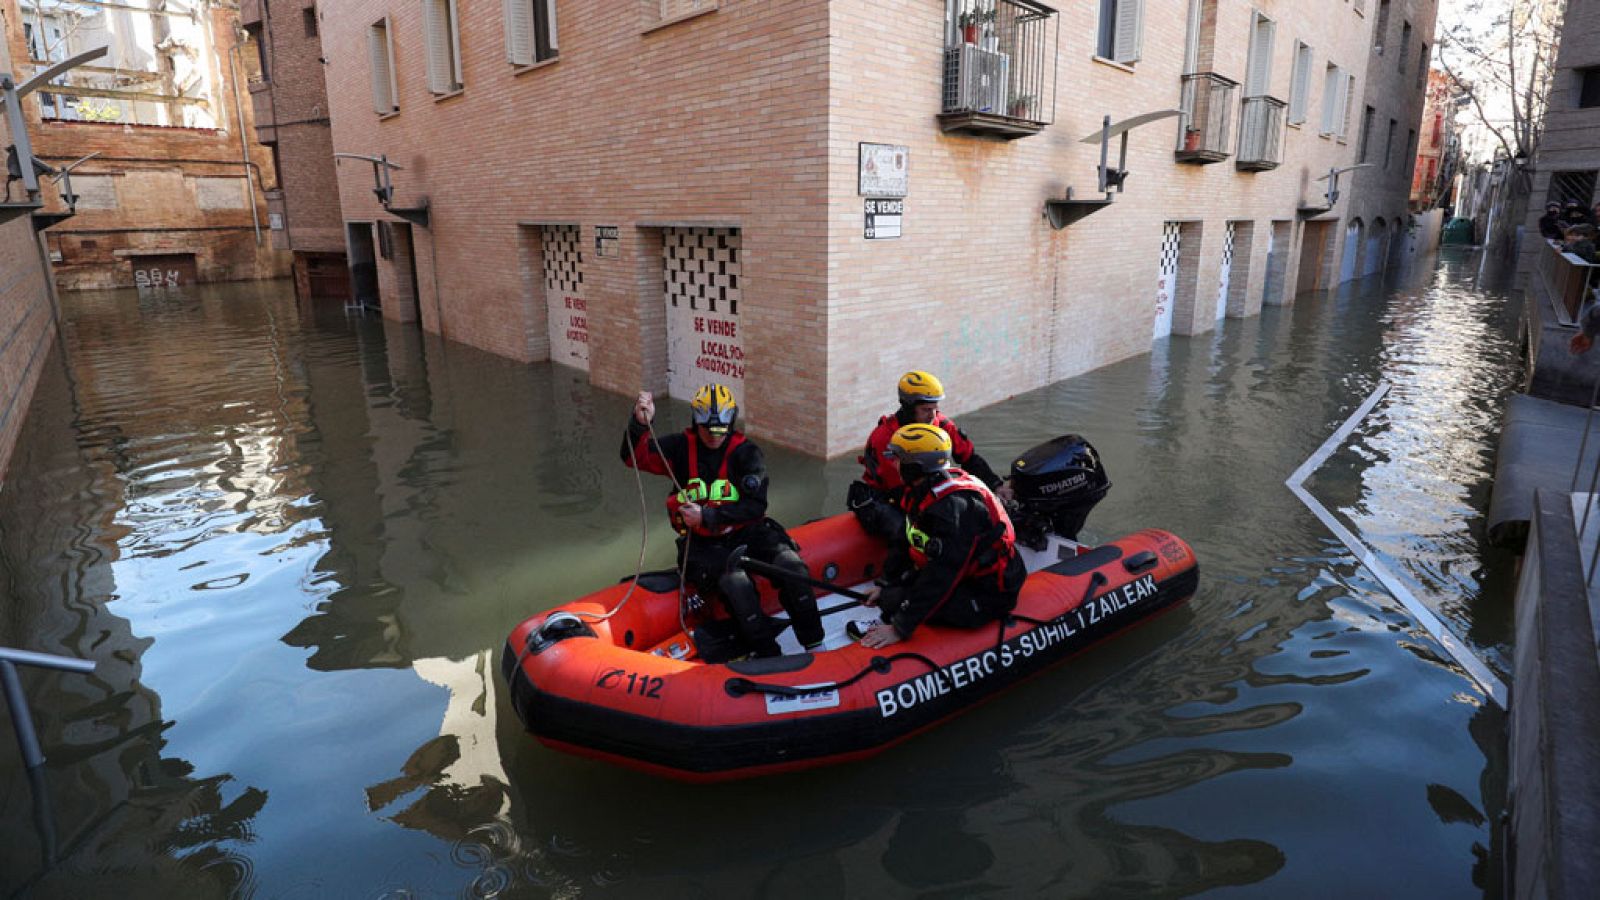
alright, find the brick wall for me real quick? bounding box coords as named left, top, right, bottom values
left=1344, top=0, right=1440, bottom=279
left=250, top=0, right=346, bottom=255
left=322, top=0, right=1388, bottom=457
left=2, top=0, right=291, bottom=289
left=0, top=4, right=55, bottom=480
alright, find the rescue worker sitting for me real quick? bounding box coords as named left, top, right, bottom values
left=851, top=423, right=1025, bottom=650
left=623, top=384, right=824, bottom=658
left=849, top=370, right=1007, bottom=539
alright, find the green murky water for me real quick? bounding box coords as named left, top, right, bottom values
left=1, top=249, right=1517, bottom=897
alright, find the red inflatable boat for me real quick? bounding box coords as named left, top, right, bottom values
left=501, top=509, right=1198, bottom=781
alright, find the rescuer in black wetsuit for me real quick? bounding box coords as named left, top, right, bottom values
left=851, top=423, right=1025, bottom=649
left=622, top=384, right=823, bottom=658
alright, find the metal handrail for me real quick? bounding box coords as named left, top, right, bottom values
left=1, top=647, right=96, bottom=770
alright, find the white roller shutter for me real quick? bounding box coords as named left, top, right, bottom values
left=545, top=0, right=558, bottom=52
left=1334, top=71, right=1352, bottom=138
left=505, top=0, right=533, bottom=65
left=1245, top=14, right=1275, bottom=96
left=1320, top=65, right=1339, bottom=134
left=1289, top=42, right=1312, bottom=123
left=368, top=21, right=395, bottom=113
left=448, top=0, right=463, bottom=87
left=1114, top=0, right=1143, bottom=64
left=424, top=0, right=451, bottom=93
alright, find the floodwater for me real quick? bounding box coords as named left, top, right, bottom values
left=1, top=248, right=1519, bottom=898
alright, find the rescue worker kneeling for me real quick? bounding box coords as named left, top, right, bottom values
left=849, top=370, right=1006, bottom=540
left=852, top=423, right=1025, bottom=649
left=623, top=384, right=824, bottom=658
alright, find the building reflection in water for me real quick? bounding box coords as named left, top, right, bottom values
left=0, top=255, right=1516, bottom=895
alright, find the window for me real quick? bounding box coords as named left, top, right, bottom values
left=1399, top=21, right=1411, bottom=72
left=1547, top=171, right=1597, bottom=208
left=1384, top=118, right=1397, bottom=168
left=1097, top=0, right=1143, bottom=64
left=1344, top=73, right=1357, bottom=139
left=245, top=22, right=269, bottom=81
left=1432, top=113, right=1442, bottom=147
left=423, top=0, right=464, bottom=94
left=1244, top=12, right=1275, bottom=97
left=368, top=18, right=399, bottom=114
left=303, top=6, right=318, bottom=38
left=1358, top=105, right=1375, bottom=161
left=505, top=0, right=558, bottom=66
left=1406, top=128, right=1417, bottom=167
left=1579, top=68, right=1600, bottom=109
left=1320, top=63, right=1348, bottom=137
left=1418, top=43, right=1428, bottom=87
left=1288, top=41, right=1313, bottom=124
left=1374, top=0, right=1390, bottom=54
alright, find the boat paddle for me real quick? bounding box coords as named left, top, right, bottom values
left=734, top=555, right=874, bottom=614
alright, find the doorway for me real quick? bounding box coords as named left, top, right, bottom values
left=664, top=227, right=743, bottom=403
left=346, top=222, right=381, bottom=310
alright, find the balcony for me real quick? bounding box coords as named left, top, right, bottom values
left=1174, top=72, right=1237, bottom=164
left=1535, top=240, right=1600, bottom=325
left=937, top=0, right=1058, bottom=140
left=1236, top=95, right=1287, bottom=172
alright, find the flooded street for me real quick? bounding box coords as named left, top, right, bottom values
left=1, top=248, right=1520, bottom=897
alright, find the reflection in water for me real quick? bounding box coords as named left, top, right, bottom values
left=0, top=252, right=1516, bottom=895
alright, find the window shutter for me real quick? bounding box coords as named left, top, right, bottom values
left=1289, top=43, right=1312, bottom=123
left=505, top=0, right=532, bottom=65
left=1335, top=72, right=1352, bottom=137
left=1114, top=0, right=1143, bottom=64
left=369, top=22, right=393, bottom=113
left=1246, top=15, right=1274, bottom=97
left=448, top=0, right=463, bottom=87
left=1320, top=66, right=1338, bottom=134
left=424, top=0, right=450, bottom=93
left=545, top=0, right=558, bottom=52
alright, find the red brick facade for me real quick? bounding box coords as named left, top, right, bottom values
left=3, top=0, right=290, bottom=290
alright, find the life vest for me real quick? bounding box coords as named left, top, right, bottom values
left=666, top=430, right=752, bottom=537
left=901, top=469, right=1016, bottom=585
left=860, top=411, right=973, bottom=492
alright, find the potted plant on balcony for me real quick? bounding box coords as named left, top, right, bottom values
left=958, top=6, right=994, bottom=46
left=1008, top=93, right=1035, bottom=119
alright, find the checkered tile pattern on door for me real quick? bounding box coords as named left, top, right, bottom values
left=664, top=227, right=740, bottom=316
left=541, top=225, right=583, bottom=294
left=1220, top=223, right=1236, bottom=272
left=1159, top=222, right=1182, bottom=278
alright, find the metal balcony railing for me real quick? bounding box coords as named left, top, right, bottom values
left=1175, top=72, right=1237, bottom=164
left=1237, top=95, right=1287, bottom=171
left=938, top=0, right=1058, bottom=139
left=1536, top=239, right=1600, bottom=324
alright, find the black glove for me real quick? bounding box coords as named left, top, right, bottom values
left=847, top=480, right=875, bottom=510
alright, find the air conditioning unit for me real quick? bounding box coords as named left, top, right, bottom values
left=942, top=43, right=1010, bottom=115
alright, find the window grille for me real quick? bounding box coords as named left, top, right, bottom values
left=1548, top=171, right=1598, bottom=208
left=940, top=0, right=1058, bottom=137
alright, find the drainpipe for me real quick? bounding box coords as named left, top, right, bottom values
left=222, top=19, right=263, bottom=246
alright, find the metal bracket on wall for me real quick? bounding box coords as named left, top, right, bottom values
left=1045, top=110, right=1181, bottom=229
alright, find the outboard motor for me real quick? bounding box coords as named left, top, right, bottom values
left=1008, top=434, right=1110, bottom=549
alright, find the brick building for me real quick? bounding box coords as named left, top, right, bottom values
left=323, top=0, right=1417, bottom=457
left=3, top=0, right=289, bottom=290
left=240, top=0, right=349, bottom=302
left=1517, top=0, right=1600, bottom=277
left=1411, top=68, right=1456, bottom=210
left=1338, top=0, right=1440, bottom=285
left=0, top=3, right=55, bottom=479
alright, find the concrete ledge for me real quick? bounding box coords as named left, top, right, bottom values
left=1509, top=490, right=1600, bottom=899
left=1488, top=394, right=1600, bottom=547
left=1525, top=287, right=1600, bottom=407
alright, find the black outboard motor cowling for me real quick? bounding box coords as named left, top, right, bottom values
left=1008, top=434, right=1110, bottom=548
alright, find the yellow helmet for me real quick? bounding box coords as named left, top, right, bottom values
left=887, top=423, right=953, bottom=475
left=689, top=383, right=738, bottom=434
left=897, top=371, right=945, bottom=407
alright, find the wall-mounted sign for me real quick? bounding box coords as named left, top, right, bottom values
left=594, top=225, right=620, bottom=258
left=864, top=198, right=903, bottom=240
left=859, top=143, right=908, bottom=198
left=268, top=213, right=283, bottom=230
